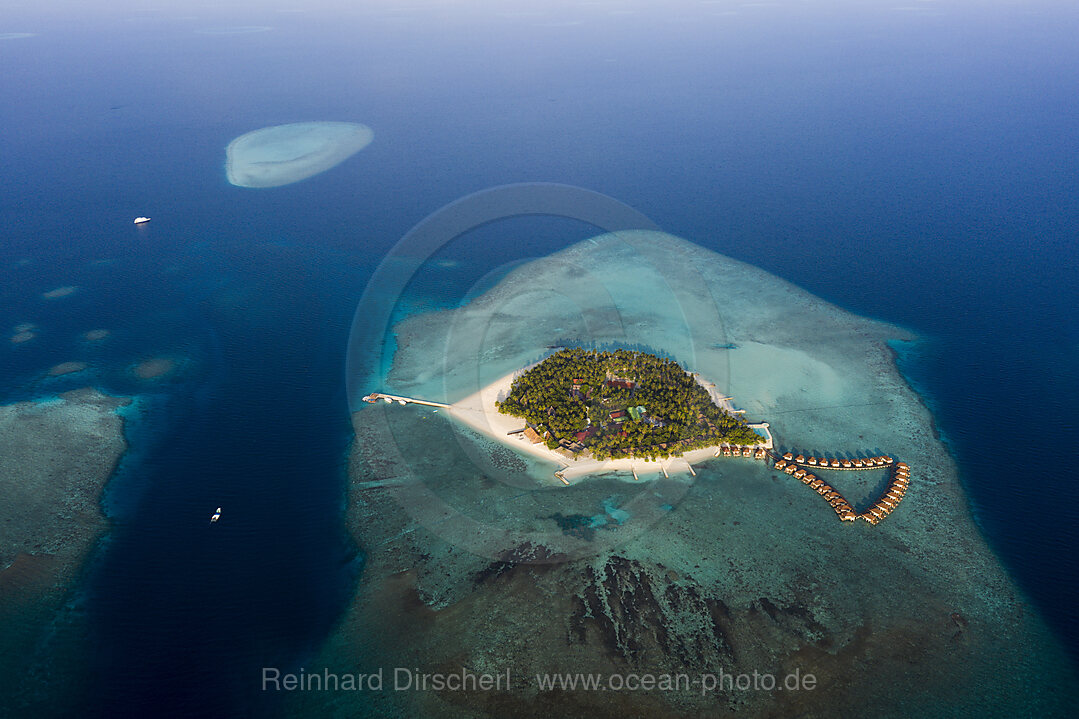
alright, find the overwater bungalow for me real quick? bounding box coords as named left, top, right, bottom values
left=742, top=446, right=753, bottom=457
left=755, top=448, right=767, bottom=460
left=830, top=459, right=841, bottom=468
left=794, top=469, right=807, bottom=479
left=841, top=459, right=853, bottom=468
left=853, top=458, right=865, bottom=468
left=774, top=459, right=787, bottom=470
left=784, top=465, right=797, bottom=475
left=723, top=445, right=733, bottom=456
left=841, top=511, right=857, bottom=522
left=810, top=479, right=825, bottom=490
left=783, top=452, right=794, bottom=461
left=795, top=454, right=805, bottom=464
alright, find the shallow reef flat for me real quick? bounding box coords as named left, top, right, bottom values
left=299, top=232, right=1076, bottom=718
left=225, top=122, right=373, bottom=188
left=0, top=388, right=130, bottom=714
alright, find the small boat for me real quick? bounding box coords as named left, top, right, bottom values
left=210, top=507, right=222, bottom=523
left=133, top=216, right=151, bottom=224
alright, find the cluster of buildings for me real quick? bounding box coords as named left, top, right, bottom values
left=861, top=462, right=910, bottom=525
left=719, top=444, right=768, bottom=460
left=773, top=452, right=911, bottom=525
left=777, top=453, right=894, bottom=470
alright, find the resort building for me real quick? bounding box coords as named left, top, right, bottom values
left=522, top=427, right=543, bottom=444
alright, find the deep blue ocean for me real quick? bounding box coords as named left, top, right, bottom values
left=2, top=2, right=1077, bottom=716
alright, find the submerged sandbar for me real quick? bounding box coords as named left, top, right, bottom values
left=132, top=357, right=176, bottom=379
left=47, top=361, right=88, bottom=377
left=225, top=121, right=373, bottom=188
left=41, top=286, right=77, bottom=299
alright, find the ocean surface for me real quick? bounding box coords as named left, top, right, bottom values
left=1, top=2, right=1077, bottom=716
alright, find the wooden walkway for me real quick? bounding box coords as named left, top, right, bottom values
left=770, top=451, right=911, bottom=525
left=362, top=392, right=450, bottom=409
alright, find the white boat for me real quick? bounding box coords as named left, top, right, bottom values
left=210, top=507, right=222, bottom=523
left=133, top=216, right=151, bottom=224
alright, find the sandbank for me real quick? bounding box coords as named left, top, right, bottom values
left=47, top=361, right=88, bottom=377
left=10, top=331, right=36, bottom=344
left=41, top=286, right=77, bottom=299
left=225, top=121, right=373, bottom=188
left=83, top=329, right=109, bottom=342
left=132, top=357, right=175, bottom=379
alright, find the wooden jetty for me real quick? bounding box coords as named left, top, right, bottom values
left=362, top=392, right=450, bottom=409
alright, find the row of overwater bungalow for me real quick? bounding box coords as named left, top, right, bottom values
left=772, top=456, right=911, bottom=525
left=720, top=444, right=768, bottom=460
left=780, top=452, right=893, bottom=470
left=773, top=460, right=858, bottom=521
left=861, top=462, right=910, bottom=525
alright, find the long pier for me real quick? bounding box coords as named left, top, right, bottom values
left=362, top=392, right=450, bottom=409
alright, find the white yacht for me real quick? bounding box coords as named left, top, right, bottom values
left=210, top=507, right=222, bottom=523
left=133, top=216, right=151, bottom=224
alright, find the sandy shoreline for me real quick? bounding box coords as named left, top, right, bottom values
left=446, top=368, right=767, bottom=483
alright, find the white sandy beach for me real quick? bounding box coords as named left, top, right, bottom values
left=446, top=367, right=767, bottom=482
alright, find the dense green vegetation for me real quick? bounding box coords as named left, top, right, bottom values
left=496, top=348, right=761, bottom=460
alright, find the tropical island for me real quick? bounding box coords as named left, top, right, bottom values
left=495, top=348, right=761, bottom=461
left=323, top=231, right=1077, bottom=719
